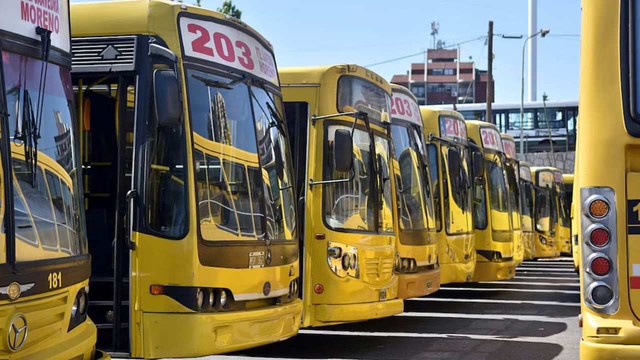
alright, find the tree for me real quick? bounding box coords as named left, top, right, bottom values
left=217, top=1, right=242, bottom=19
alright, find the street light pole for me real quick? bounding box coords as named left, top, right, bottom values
left=519, top=28, right=550, bottom=158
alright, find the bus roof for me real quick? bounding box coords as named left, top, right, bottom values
left=279, top=65, right=390, bottom=92
left=71, top=0, right=271, bottom=49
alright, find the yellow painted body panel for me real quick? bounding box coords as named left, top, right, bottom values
left=280, top=65, right=402, bottom=327
left=579, top=0, right=640, bottom=357
left=72, top=1, right=301, bottom=357
left=466, top=120, right=515, bottom=282
left=0, top=281, right=102, bottom=360
left=421, top=108, right=475, bottom=284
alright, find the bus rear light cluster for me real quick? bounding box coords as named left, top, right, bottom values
left=581, top=189, right=618, bottom=314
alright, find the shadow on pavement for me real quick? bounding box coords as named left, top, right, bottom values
left=235, top=333, right=564, bottom=360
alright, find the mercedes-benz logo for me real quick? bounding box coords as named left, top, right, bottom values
left=7, top=314, right=28, bottom=351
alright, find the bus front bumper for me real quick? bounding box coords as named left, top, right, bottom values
left=397, top=268, right=440, bottom=299
left=472, top=260, right=515, bottom=282
left=580, top=339, right=640, bottom=360
left=313, top=298, right=403, bottom=326
left=140, top=299, right=302, bottom=358
left=1, top=319, right=101, bottom=360
left=440, top=261, right=475, bottom=284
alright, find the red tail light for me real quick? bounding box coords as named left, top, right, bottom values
left=590, top=256, right=611, bottom=276
left=589, top=227, right=610, bottom=247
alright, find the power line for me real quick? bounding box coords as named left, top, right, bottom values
left=366, top=36, right=486, bottom=68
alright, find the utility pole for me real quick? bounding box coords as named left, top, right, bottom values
left=486, top=21, right=494, bottom=124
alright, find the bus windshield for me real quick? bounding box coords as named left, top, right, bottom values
left=534, top=186, right=553, bottom=234
left=504, top=161, right=521, bottom=230
left=337, top=76, right=391, bottom=123
left=391, top=124, right=434, bottom=231
left=323, top=125, right=374, bottom=231
left=2, top=50, right=87, bottom=262
left=442, top=144, right=472, bottom=234
left=520, top=180, right=534, bottom=232
left=187, top=69, right=296, bottom=242
left=485, top=156, right=510, bottom=231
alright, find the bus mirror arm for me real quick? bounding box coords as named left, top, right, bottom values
left=125, top=189, right=139, bottom=250
left=308, top=169, right=355, bottom=188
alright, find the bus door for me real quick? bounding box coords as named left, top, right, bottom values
left=74, top=37, right=185, bottom=354
left=282, top=87, right=317, bottom=307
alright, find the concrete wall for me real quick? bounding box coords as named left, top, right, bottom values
left=518, top=151, right=575, bottom=174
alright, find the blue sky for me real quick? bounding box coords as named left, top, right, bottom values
left=72, top=0, right=582, bottom=102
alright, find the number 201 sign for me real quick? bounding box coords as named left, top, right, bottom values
left=480, top=127, right=504, bottom=152
left=179, top=17, right=279, bottom=86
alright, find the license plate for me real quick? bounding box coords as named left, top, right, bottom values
left=249, top=251, right=265, bottom=268
left=379, top=289, right=387, bottom=301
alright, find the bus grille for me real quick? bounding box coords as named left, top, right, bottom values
left=363, top=257, right=394, bottom=282
left=0, top=292, right=69, bottom=354
left=71, top=36, right=137, bottom=73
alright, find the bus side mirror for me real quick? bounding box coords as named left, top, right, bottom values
left=153, top=69, right=181, bottom=127
left=334, top=129, right=353, bottom=172
left=447, top=147, right=461, bottom=176
left=472, top=151, right=484, bottom=178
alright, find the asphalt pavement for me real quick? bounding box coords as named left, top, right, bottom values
left=218, top=258, right=581, bottom=360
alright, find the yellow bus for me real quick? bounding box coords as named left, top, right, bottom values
left=553, top=170, right=572, bottom=256
left=519, top=161, right=536, bottom=260
left=578, top=0, right=640, bottom=357
left=421, top=108, right=476, bottom=284
left=530, top=167, right=559, bottom=259
left=281, top=65, right=403, bottom=327
left=501, top=134, right=524, bottom=266
left=71, top=1, right=302, bottom=357
left=389, top=85, right=439, bottom=298
left=466, top=120, right=515, bottom=281
left=0, top=1, right=107, bottom=359
left=563, top=173, right=579, bottom=270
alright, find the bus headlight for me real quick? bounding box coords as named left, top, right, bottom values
left=219, top=290, right=228, bottom=308
left=327, top=242, right=359, bottom=278
left=196, top=288, right=204, bottom=310
left=68, top=288, right=88, bottom=332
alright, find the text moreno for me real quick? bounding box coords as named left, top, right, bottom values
left=20, top=0, right=61, bottom=34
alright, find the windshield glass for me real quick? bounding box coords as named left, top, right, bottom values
left=442, top=144, right=472, bottom=234
left=3, top=50, right=87, bottom=262
left=323, top=124, right=375, bottom=232
left=556, top=185, right=570, bottom=227
left=337, top=76, right=391, bottom=123
left=520, top=180, right=534, bottom=232
left=391, top=124, right=434, bottom=232
left=505, top=161, right=521, bottom=230
left=375, top=135, right=395, bottom=234
left=485, top=156, right=511, bottom=231
left=187, top=69, right=296, bottom=242
left=535, top=186, right=553, bottom=234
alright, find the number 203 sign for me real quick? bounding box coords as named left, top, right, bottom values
left=179, top=16, right=279, bottom=86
